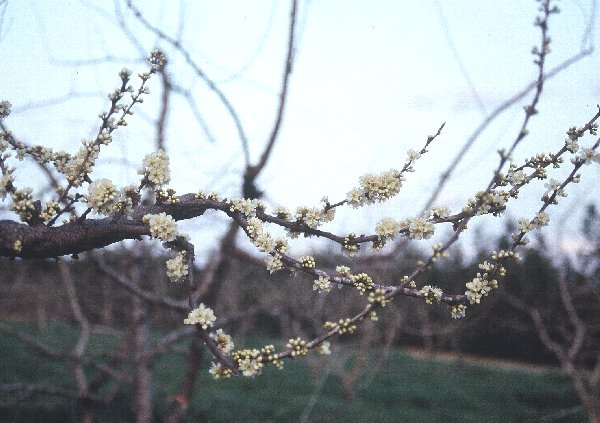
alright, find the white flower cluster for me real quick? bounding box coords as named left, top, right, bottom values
left=430, top=206, right=451, bottom=219
left=0, top=100, right=11, bottom=119
left=143, top=212, right=178, bottom=242
left=574, top=146, right=600, bottom=165
left=0, top=173, right=13, bottom=200
left=294, top=205, right=335, bottom=229
left=208, top=362, right=231, bottom=379
left=517, top=217, right=532, bottom=233
left=533, top=211, right=550, bottom=228
left=183, top=303, right=216, bottom=329
left=465, top=273, right=497, bottom=304
left=565, top=137, right=579, bottom=153
left=246, top=217, right=275, bottom=253
left=420, top=285, right=443, bottom=304
left=375, top=216, right=435, bottom=242
left=265, top=254, right=284, bottom=274
left=39, top=201, right=60, bottom=223
left=165, top=251, right=188, bottom=282
left=232, top=349, right=265, bottom=377
left=317, top=341, right=331, bottom=355
left=543, top=179, right=567, bottom=200
left=450, top=304, right=467, bottom=319
left=313, top=276, right=331, bottom=293
left=463, top=189, right=510, bottom=216
left=287, top=337, right=309, bottom=357
left=244, top=216, right=290, bottom=274
left=407, top=217, right=435, bottom=240
left=505, top=168, right=527, bottom=187
left=230, top=198, right=264, bottom=217
left=10, top=188, right=35, bottom=222
left=239, top=357, right=262, bottom=377
left=57, top=142, right=100, bottom=187
left=87, top=179, right=118, bottom=215
left=139, top=149, right=170, bottom=187
left=375, top=217, right=401, bottom=240
left=209, top=329, right=234, bottom=355
left=346, top=169, right=403, bottom=208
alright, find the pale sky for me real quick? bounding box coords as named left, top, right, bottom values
left=1, top=0, right=599, bottom=259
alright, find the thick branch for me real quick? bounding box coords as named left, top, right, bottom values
left=0, top=194, right=212, bottom=259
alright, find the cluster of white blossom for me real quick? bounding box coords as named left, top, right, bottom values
left=0, top=172, right=13, bottom=200
left=542, top=178, right=567, bottom=200
left=39, top=201, right=60, bottom=223
left=232, top=349, right=265, bottom=377
left=505, top=167, right=528, bottom=187
left=346, top=169, right=403, bottom=207
left=406, top=217, right=435, bottom=240
left=85, top=179, right=139, bottom=218
left=165, top=251, right=188, bottom=282
left=143, top=212, right=179, bottom=242
left=300, top=256, right=316, bottom=268
left=87, top=179, right=118, bottom=215
left=351, top=273, right=374, bottom=294
left=420, top=285, right=443, bottom=304
left=533, top=211, right=550, bottom=228
left=375, top=217, right=401, bottom=241
left=463, top=189, right=510, bottom=216
left=342, top=233, right=360, bottom=256
left=207, top=328, right=236, bottom=379
left=10, top=188, right=35, bottom=222
left=517, top=217, right=533, bottom=233
left=294, top=204, right=335, bottom=229
left=58, top=142, right=101, bottom=187
left=156, top=188, right=179, bottom=205
left=265, top=254, right=284, bottom=274
left=316, top=341, right=331, bottom=355
left=138, top=149, right=170, bottom=187
left=287, top=337, right=309, bottom=357
left=313, top=275, right=331, bottom=293
left=375, top=215, right=435, bottom=242
left=208, top=362, right=232, bottom=380
left=465, top=273, right=497, bottom=304
left=368, top=288, right=390, bottom=306
left=209, top=329, right=235, bottom=355
left=0, top=100, right=11, bottom=119
left=430, top=206, right=451, bottom=219
left=245, top=217, right=275, bottom=253
left=450, top=304, right=467, bottom=319
left=183, top=303, right=216, bottom=329
left=574, top=146, right=600, bottom=165
left=430, top=243, right=449, bottom=262
left=230, top=198, right=264, bottom=217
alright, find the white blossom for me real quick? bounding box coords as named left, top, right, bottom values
left=184, top=303, right=216, bottom=329
left=165, top=252, right=188, bottom=282
left=139, top=149, right=170, bottom=186
left=375, top=217, right=400, bottom=240
left=407, top=217, right=434, bottom=239
left=239, top=357, right=263, bottom=377
left=317, top=341, right=331, bottom=355
left=87, top=178, right=118, bottom=215
left=313, top=276, right=331, bottom=293
left=143, top=212, right=178, bottom=242
left=209, top=329, right=234, bottom=355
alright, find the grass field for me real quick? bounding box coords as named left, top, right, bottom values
left=0, top=322, right=584, bottom=422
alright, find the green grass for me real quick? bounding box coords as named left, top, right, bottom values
left=0, top=322, right=585, bottom=422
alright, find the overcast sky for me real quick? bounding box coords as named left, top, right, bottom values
left=1, top=0, right=599, bottom=259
